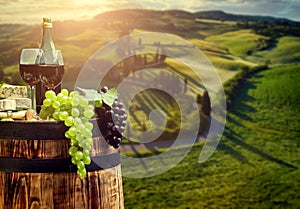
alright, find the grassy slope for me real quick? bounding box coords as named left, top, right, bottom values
left=122, top=64, right=300, bottom=209
left=189, top=38, right=245, bottom=82
left=247, top=36, right=300, bottom=65
left=251, top=36, right=300, bottom=65
left=189, top=29, right=260, bottom=83
left=206, top=29, right=269, bottom=57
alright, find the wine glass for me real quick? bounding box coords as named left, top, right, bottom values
left=19, top=48, right=43, bottom=113
left=40, top=50, right=64, bottom=91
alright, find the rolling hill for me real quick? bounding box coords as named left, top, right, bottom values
left=194, top=10, right=294, bottom=23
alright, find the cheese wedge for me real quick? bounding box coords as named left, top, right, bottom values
left=0, top=110, right=26, bottom=119
left=0, top=99, right=17, bottom=110
left=0, top=84, right=28, bottom=98
left=12, top=98, right=32, bottom=109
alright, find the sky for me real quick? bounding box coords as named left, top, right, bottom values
left=0, top=0, right=300, bottom=24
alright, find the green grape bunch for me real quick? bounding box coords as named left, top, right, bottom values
left=40, top=89, right=95, bottom=178
left=40, top=87, right=125, bottom=178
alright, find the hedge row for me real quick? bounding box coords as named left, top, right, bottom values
left=223, top=64, right=269, bottom=108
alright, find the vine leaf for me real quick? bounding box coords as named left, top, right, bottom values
left=75, top=86, right=117, bottom=106
left=102, top=88, right=117, bottom=106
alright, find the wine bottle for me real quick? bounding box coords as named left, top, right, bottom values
left=36, top=18, right=63, bottom=113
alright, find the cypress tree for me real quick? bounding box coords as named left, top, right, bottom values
left=201, top=90, right=211, bottom=116
left=196, top=94, right=202, bottom=104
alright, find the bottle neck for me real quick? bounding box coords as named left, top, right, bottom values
left=39, top=27, right=57, bottom=64
left=41, top=27, right=56, bottom=51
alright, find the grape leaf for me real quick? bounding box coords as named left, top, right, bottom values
left=102, top=88, right=117, bottom=106
left=75, top=87, right=102, bottom=101
left=74, top=86, right=117, bottom=106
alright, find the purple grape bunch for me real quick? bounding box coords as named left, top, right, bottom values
left=96, top=86, right=127, bottom=148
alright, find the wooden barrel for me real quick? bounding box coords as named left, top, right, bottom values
left=0, top=119, right=124, bottom=209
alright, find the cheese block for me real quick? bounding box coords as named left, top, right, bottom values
left=0, top=84, right=28, bottom=98
left=0, top=110, right=26, bottom=119
left=12, top=98, right=32, bottom=109
left=0, top=99, right=17, bottom=110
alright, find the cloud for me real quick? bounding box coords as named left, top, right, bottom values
left=278, top=3, right=300, bottom=17
left=0, top=0, right=109, bottom=23
left=0, top=0, right=299, bottom=23
left=184, top=0, right=300, bottom=20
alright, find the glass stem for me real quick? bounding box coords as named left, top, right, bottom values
left=31, top=85, right=37, bottom=114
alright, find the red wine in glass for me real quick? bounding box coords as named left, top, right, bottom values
left=39, top=64, right=64, bottom=90
left=19, top=64, right=41, bottom=86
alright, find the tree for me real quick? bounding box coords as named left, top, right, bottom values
left=138, top=38, right=142, bottom=48
left=201, top=91, right=211, bottom=116
left=143, top=54, right=147, bottom=65
left=196, top=94, right=202, bottom=104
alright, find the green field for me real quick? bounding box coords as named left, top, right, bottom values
left=122, top=64, right=300, bottom=209
left=206, top=29, right=269, bottom=57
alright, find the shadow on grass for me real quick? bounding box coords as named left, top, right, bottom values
left=125, top=143, right=149, bottom=171
left=224, top=127, right=297, bottom=169
left=230, top=80, right=258, bottom=121
left=226, top=114, right=245, bottom=127
left=218, top=141, right=251, bottom=165
left=233, top=106, right=254, bottom=122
